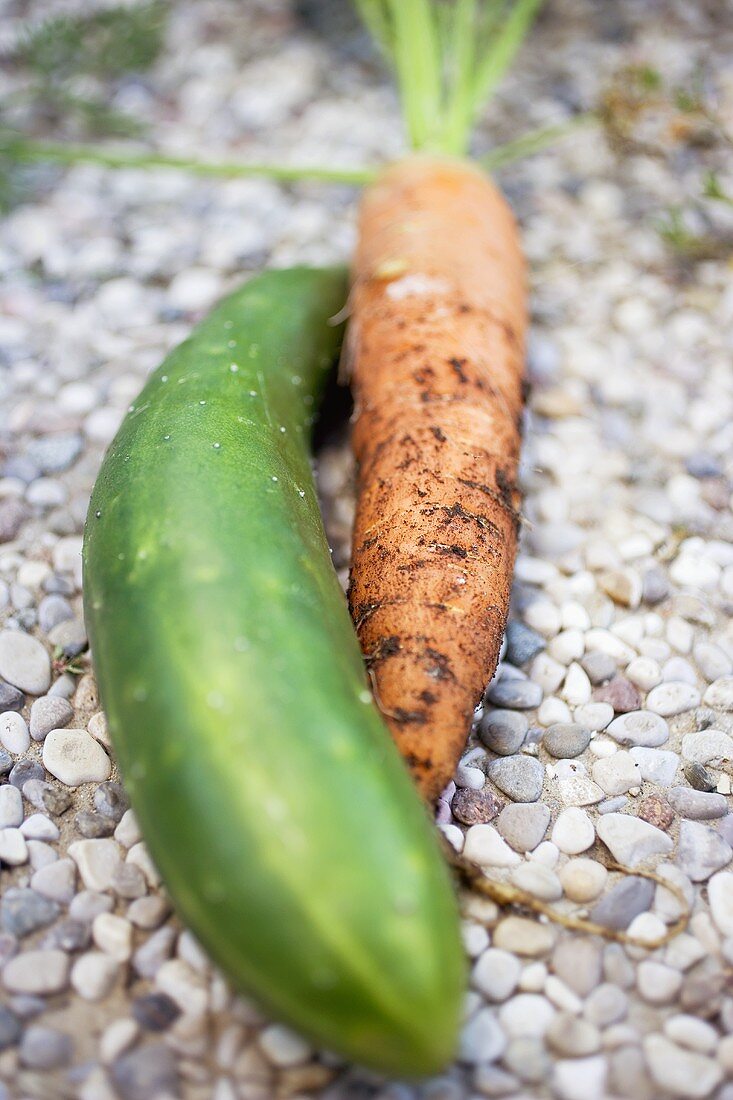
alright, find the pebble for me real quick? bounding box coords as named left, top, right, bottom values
left=551, top=807, right=595, bottom=854
left=647, top=681, right=702, bottom=717
left=664, top=1015, right=717, bottom=1054
left=0, top=631, right=51, bottom=695
left=559, top=858, right=607, bottom=902
left=451, top=786, right=502, bottom=825
left=684, top=761, right=717, bottom=792
left=643, top=1034, right=722, bottom=1099
left=543, top=723, right=591, bottom=759
left=512, top=862, right=562, bottom=901
left=594, top=676, right=641, bottom=713
left=69, top=890, right=114, bottom=923
left=463, top=825, right=520, bottom=868
left=666, top=787, right=728, bottom=819
left=3, top=949, right=69, bottom=994
left=132, top=992, right=180, bottom=1032
left=0, top=498, right=27, bottom=543
left=584, top=983, right=628, bottom=1027
left=29, top=696, right=73, bottom=740
left=704, top=677, right=733, bottom=711
left=70, top=951, right=120, bottom=1001
left=0, top=681, right=24, bottom=712
left=538, top=696, right=572, bottom=725
left=26, top=434, right=83, bottom=474
left=573, top=702, right=613, bottom=730
left=43, top=728, right=112, bottom=786
left=127, top=896, right=169, bottom=930
left=38, top=594, right=74, bottom=635
left=553, top=1055, right=608, bottom=1100
left=486, top=678, right=542, bottom=710
left=48, top=618, right=87, bottom=658
left=561, top=663, right=592, bottom=705
left=592, top=751, right=642, bottom=795
left=132, top=926, right=176, bottom=980
left=21, top=813, right=59, bottom=841
left=31, top=858, right=76, bottom=904
left=22, top=778, right=71, bottom=814
left=0, top=712, right=29, bottom=754
left=493, top=916, right=555, bottom=956
left=109, top=1042, right=179, bottom=1100
left=0, top=888, right=59, bottom=938
left=115, top=809, right=141, bottom=848
left=546, top=1012, right=602, bottom=1057
left=590, top=877, right=654, bottom=930
left=479, top=709, right=528, bottom=755
left=629, top=746, right=679, bottom=785
left=557, top=774, right=605, bottom=806
left=94, top=781, right=129, bottom=822
left=43, top=918, right=91, bottom=953
left=682, top=729, right=733, bottom=765
left=626, top=656, right=662, bottom=691
left=76, top=809, right=116, bottom=838
left=0, top=785, right=22, bottom=829
left=19, top=1024, right=72, bottom=1070
left=637, top=960, right=683, bottom=1004
left=499, top=993, right=555, bottom=1038
left=677, top=820, right=732, bottom=881
left=502, top=1036, right=549, bottom=1083
left=607, top=710, right=670, bottom=747
left=708, top=872, right=733, bottom=936
left=486, top=755, right=544, bottom=802
left=100, top=1018, right=139, bottom=1064
left=472, top=948, right=521, bottom=1002
left=597, top=812, right=673, bottom=866
left=505, top=620, right=546, bottom=667
left=458, top=1007, right=507, bottom=1064
left=0, top=1006, right=21, bottom=1051
left=0, top=829, right=27, bottom=865
left=495, top=802, right=550, bottom=852
left=10, top=759, right=44, bottom=790
left=93, top=913, right=133, bottom=961
left=638, top=794, right=675, bottom=830
left=581, top=651, right=617, bottom=685
left=68, top=839, right=122, bottom=892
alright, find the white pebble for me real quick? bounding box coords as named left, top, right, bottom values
left=573, top=702, right=613, bottom=731
left=3, top=949, right=69, bottom=994
left=559, top=858, right=607, bottom=902
left=464, top=825, right=521, bottom=868
left=538, top=696, right=572, bottom=725
left=625, top=657, right=661, bottom=691
left=93, top=913, right=133, bottom=962
left=499, top=993, right=556, bottom=1039
left=0, top=827, right=28, bottom=865
left=472, top=948, right=521, bottom=1003
left=551, top=807, right=595, bottom=854
left=71, top=952, right=120, bottom=1001
left=0, top=711, right=30, bottom=754
left=43, top=728, right=112, bottom=786
left=0, top=784, right=23, bottom=828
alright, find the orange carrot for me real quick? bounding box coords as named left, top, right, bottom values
left=346, top=154, right=527, bottom=802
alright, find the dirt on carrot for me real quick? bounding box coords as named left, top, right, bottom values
left=346, top=155, right=527, bottom=802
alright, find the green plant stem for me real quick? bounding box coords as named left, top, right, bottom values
left=0, top=136, right=376, bottom=186
left=1, top=115, right=596, bottom=189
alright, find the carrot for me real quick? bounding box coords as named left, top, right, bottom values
left=347, top=0, right=538, bottom=802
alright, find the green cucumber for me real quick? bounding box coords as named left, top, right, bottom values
left=83, top=266, right=464, bottom=1076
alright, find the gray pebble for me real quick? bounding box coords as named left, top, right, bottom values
left=2, top=457, right=38, bottom=483
left=479, top=709, right=529, bottom=755
left=26, top=434, right=83, bottom=474
left=69, top=891, right=114, bottom=923
left=0, top=630, right=51, bottom=696
left=43, top=574, right=75, bottom=597
left=666, top=787, right=728, bottom=819
left=686, top=452, right=722, bottom=478
left=41, top=918, right=91, bottom=953
left=10, top=759, right=44, bottom=790
left=581, top=651, right=617, bottom=685
left=0, top=1007, right=21, bottom=1051
left=607, top=711, right=669, bottom=748
left=486, top=678, right=542, bottom=710
left=38, top=595, right=74, bottom=635
left=505, top=621, right=546, bottom=667
left=543, top=723, right=592, bottom=759
left=8, top=996, right=45, bottom=1019
left=0, top=499, right=27, bottom=544
left=486, top=755, right=544, bottom=802
left=496, top=802, right=551, bottom=852
left=0, top=681, right=24, bottom=711
left=111, top=862, right=147, bottom=899
left=47, top=618, right=87, bottom=658
left=75, top=810, right=116, bottom=838
left=94, top=781, right=129, bottom=822
left=0, top=752, right=11, bottom=777
left=29, top=695, right=73, bottom=741
left=132, top=926, right=176, bottom=980
left=584, top=983, right=628, bottom=1027
left=109, top=1041, right=179, bottom=1100
left=546, top=1012, right=601, bottom=1056
left=22, top=779, right=72, bottom=815
left=599, top=796, right=629, bottom=814
left=19, top=1025, right=72, bottom=1070
left=552, top=938, right=602, bottom=997
left=132, top=992, right=181, bottom=1032
left=47, top=674, right=77, bottom=699
left=642, top=567, right=670, bottom=605
left=0, top=888, right=59, bottom=938
left=677, top=820, right=732, bottom=882
left=590, top=877, right=654, bottom=930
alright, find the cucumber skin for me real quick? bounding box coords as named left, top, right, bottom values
left=83, top=267, right=465, bottom=1076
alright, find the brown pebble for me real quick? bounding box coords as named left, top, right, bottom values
left=684, top=761, right=717, bottom=792
left=637, top=795, right=674, bottom=831
left=451, top=786, right=503, bottom=825
left=594, top=676, right=642, bottom=714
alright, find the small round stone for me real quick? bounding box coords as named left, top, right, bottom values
left=590, top=877, right=654, bottom=930
left=551, top=807, right=595, bottom=854
left=43, top=728, right=112, bottom=786
left=479, top=709, right=529, bottom=755
left=606, top=710, right=670, bottom=747
left=3, top=949, right=70, bottom=994
left=29, top=696, right=73, bottom=741
left=0, top=785, right=22, bottom=829
left=486, top=755, right=544, bottom=802
left=543, top=723, right=591, bottom=759
left=0, top=631, right=51, bottom=695
left=546, top=1013, right=601, bottom=1057
left=596, top=813, right=673, bottom=866
left=19, top=1024, right=72, bottom=1070
left=472, top=948, right=521, bottom=1002
left=647, top=681, right=701, bottom=718
left=499, top=993, right=555, bottom=1039
left=109, top=1042, right=179, bottom=1100
left=9, top=759, right=44, bottom=790
left=459, top=1006, right=507, bottom=1064
left=0, top=1006, right=21, bottom=1050
left=495, top=802, right=550, bottom=853
left=259, top=1023, right=313, bottom=1067
left=463, top=824, right=520, bottom=868
left=638, top=795, right=675, bottom=830
left=0, top=712, right=30, bottom=755
left=75, top=810, right=116, bottom=838
left=0, top=888, right=59, bottom=938
left=70, top=951, right=120, bottom=1001
left=131, top=992, right=181, bottom=1032
left=677, top=820, right=732, bottom=882
left=643, top=1034, right=722, bottom=1099
left=451, top=786, right=502, bottom=825
left=559, top=858, right=607, bottom=902
left=666, top=787, right=728, bottom=819
left=486, top=678, right=543, bottom=710
left=505, top=620, right=546, bottom=667
left=594, top=677, right=641, bottom=714
left=512, top=862, right=562, bottom=901
left=94, top=781, right=129, bottom=822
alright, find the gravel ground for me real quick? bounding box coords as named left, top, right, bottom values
left=1, top=0, right=733, bottom=1097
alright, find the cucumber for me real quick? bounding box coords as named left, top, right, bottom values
left=83, top=267, right=464, bottom=1076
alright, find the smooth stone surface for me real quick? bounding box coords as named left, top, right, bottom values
left=643, top=1034, right=722, bottom=1099
left=0, top=888, right=59, bottom=938
left=607, top=711, right=669, bottom=747
left=42, top=728, right=112, bottom=786
left=647, top=681, right=702, bottom=717
left=677, top=820, right=732, bottom=882
left=463, top=825, right=521, bottom=868
left=590, top=877, right=654, bottom=930
left=703, top=677, right=733, bottom=711
left=592, top=751, right=642, bottom=796
left=551, top=807, right=595, bottom=854
left=479, top=710, right=529, bottom=755
left=495, top=802, right=550, bottom=853
left=681, top=730, right=733, bottom=764
left=666, top=787, right=728, bottom=819
left=629, top=747, right=679, bottom=786
left=459, top=1007, right=507, bottom=1064
left=0, top=785, right=22, bottom=829
left=0, top=631, right=51, bottom=695
left=596, top=813, right=673, bottom=867
left=486, top=678, right=543, bottom=710
left=472, top=948, right=521, bottom=1003
left=708, top=873, right=733, bottom=937
left=29, top=696, right=73, bottom=741
left=0, top=712, right=29, bottom=755
left=543, top=723, right=591, bottom=759
left=559, top=858, right=607, bottom=902
left=486, top=755, right=544, bottom=803
left=3, top=949, right=69, bottom=994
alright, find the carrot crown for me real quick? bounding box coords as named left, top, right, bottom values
left=354, top=0, right=544, bottom=157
